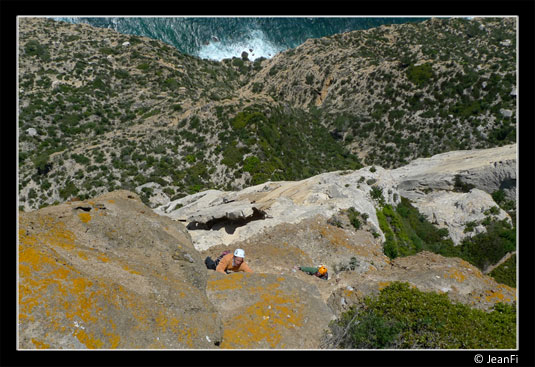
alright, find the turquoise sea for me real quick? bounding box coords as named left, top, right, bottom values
left=52, top=17, right=427, bottom=61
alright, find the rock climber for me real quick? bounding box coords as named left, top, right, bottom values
left=205, top=248, right=253, bottom=274
left=295, top=264, right=329, bottom=280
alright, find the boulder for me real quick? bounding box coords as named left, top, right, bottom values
left=18, top=190, right=222, bottom=349
left=26, top=128, right=37, bottom=137
left=206, top=272, right=334, bottom=349
left=500, top=109, right=513, bottom=118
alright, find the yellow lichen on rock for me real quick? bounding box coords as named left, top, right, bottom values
left=447, top=269, right=466, bottom=283
left=220, top=290, right=304, bottom=349
left=73, top=328, right=103, bottom=349
left=378, top=281, right=391, bottom=290
left=207, top=272, right=245, bottom=291
left=31, top=338, right=50, bottom=349
left=78, top=212, right=91, bottom=223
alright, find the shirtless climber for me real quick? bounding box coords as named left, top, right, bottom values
left=205, top=248, right=253, bottom=274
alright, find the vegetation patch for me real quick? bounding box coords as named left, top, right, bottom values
left=326, top=282, right=516, bottom=349
left=406, top=63, right=434, bottom=87
left=376, top=197, right=516, bottom=286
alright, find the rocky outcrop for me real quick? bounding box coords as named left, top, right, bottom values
left=388, top=144, right=516, bottom=244
left=390, top=143, right=516, bottom=200
left=18, top=190, right=222, bottom=349
left=413, top=189, right=511, bottom=245
left=327, top=251, right=517, bottom=318
left=155, top=167, right=401, bottom=251
left=206, top=272, right=334, bottom=349
left=155, top=144, right=516, bottom=249
left=18, top=188, right=516, bottom=349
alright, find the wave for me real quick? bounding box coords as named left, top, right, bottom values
left=197, top=29, right=285, bottom=61
left=49, top=17, right=429, bottom=61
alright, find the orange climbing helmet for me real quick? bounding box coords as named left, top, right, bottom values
left=318, top=265, right=328, bottom=275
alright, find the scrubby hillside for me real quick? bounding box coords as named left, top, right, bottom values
left=246, top=17, right=516, bottom=165
left=18, top=17, right=516, bottom=212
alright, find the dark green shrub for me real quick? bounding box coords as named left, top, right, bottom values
left=164, top=78, right=179, bottom=90
left=489, top=254, right=516, bottom=288
left=328, top=282, right=516, bottom=349
left=25, top=40, right=50, bottom=61
left=251, top=82, right=263, bottom=93
left=370, top=186, right=385, bottom=204
left=137, top=63, right=150, bottom=71
left=347, top=207, right=361, bottom=230
left=59, top=180, right=78, bottom=200
left=492, top=189, right=506, bottom=205
left=243, top=156, right=260, bottom=173
left=453, top=175, right=475, bottom=192
left=459, top=219, right=516, bottom=270
left=71, top=153, right=90, bottom=165
left=232, top=57, right=244, bottom=68
left=377, top=198, right=459, bottom=259
left=406, top=63, right=434, bottom=87
left=33, top=153, right=52, bottom=175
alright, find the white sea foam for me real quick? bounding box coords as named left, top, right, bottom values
left=197, top=29, right=285, bottom=61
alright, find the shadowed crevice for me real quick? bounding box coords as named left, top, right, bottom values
left=187, top=207, right=267, bottom=234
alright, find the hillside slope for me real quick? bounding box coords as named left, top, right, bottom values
left=18, top=17, right=516, bottom=212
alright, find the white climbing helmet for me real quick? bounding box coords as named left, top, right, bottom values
left=234, top=249, right=245, bottom=258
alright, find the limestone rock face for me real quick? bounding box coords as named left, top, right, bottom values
left=206, top=272, right=334, bottom=349
left=386, top=144, right=516, bottom=244
left=390, top=144, right=516, bottom=201
left=414, top=189, right=511, bottom=245
left=18, top=190, right=222, bottom=349
left=156, top=145, right=516, bottom=250
left=156, top=167, right=402, bottom=251
left=327, top=251, right=517, bottom=318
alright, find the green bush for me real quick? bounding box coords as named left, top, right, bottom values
left=370, top=186, right=384, bottom=203
left=328, top=282, right=516, bottom=349
left=406, top=63, right=434, bottom=87
left=243, top=155, right=260, bottom=173
left=377, top=197, right=516, bottom=274
left=25, top=40, right=50, bottom=61
left=221, top=142, right=246, bottom=168
left=231, top=110, right=267, bottom=130
left=459, top=219, right=516, bottom=270
left=164, top=78, right=179, bottom=90
left=489, top=254, right=516, bottom=288
left=59, top=180, right=79, bottom=200
left=453, top=174, right=475, bottom=192
left=377, top=198, right=457, bottom=259
left=347, top=207, right=361, bottom=230
left=71, top=153, right=90, bottom=165
left=251, top=82, right=263, bottom=93
left=137, top=63, right=150, bottom=71
left=33, top=153, right=52, bottom=175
